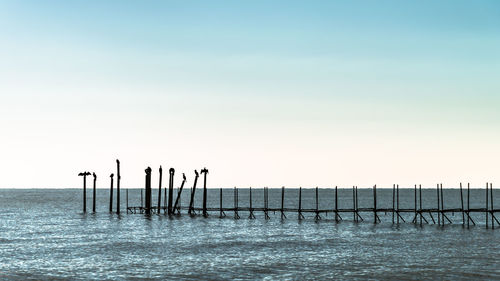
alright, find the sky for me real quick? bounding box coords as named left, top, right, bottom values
left=0, top=0, right=499, bottom=189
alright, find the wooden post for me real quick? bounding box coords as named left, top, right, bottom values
left=126, top=188, right=128, bottom=212
left=419, top=184, right=423, bottom=226
left=234, top=187, right=240, bottom=219
left=414, top=184, right=417, bottom=224
left=188, top=170, right=199, bottom=215
left=460, top=183, right=464, bottom=226
left=315, top=186, right=321, bottom=220
left=168, top=168, right=175, bottom=215
left=352, top=185, right=358, bottom=222
left=392, top=184, right=395, bottom=224
left=92, top=173, right=97, bottom=213
left=490, top=183, right=494, bottom=229
left=281, top=186, right=285, bottom=219
left=116, top=160, right=121, bottom=214
left=219, top=188, right=224, bottom=218
left=157, top=166, right=162, bottom=214
left=78, top=172, right=91, bottom=213
left=109, top=174, right=114, bottom=212
left=264, top=187, right=269, bottom=219
left=335, top=186, right=339, bottom=222
left=249, top=187, right=255, bottom=219
left=437, top=183, right=440, bottom=226
left=440, top=183, right=444, bottom=225
left=201, top=168, right=208, bottom=217
left=173, top=173, right=186, bottom=214
left=467, top=183, right=470, bottom=228
left=486, top=182, right=489, bottom=229
left=355, top=186, right=359, bottom=222
left=396, top=184, right=399, bottom=224
left=298, top=187, right=303, bottom=220
left=373, top=185, right=377, bottom=224
left=145, top=167, right=152, bottom=215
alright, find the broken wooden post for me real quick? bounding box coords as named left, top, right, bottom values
left=201, top=168, right=208, bottom=217
left=92, top=173, right=97, bottom=213
left=249, top=187, right=255, bottom=219
left=173, top=173, right=186, bottom=214
left=145, top=167, right=152, bottom=215
left=157, top=166, right=162, bottom=214
left=167, top=168, right=175, bottom=215
left=188, top=170, right=199, bottom=215
left=116, top=159, right=121, bottom=214
left=78, top=171, right=91, bottom=213
left=109, top=174, right=114, bottom=212
left=281, top=186, right=286, bottom=219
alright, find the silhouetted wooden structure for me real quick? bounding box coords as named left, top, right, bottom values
left=78, top=171, right=91, bottom=213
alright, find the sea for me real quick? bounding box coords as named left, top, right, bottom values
left=0, top=188, right=499, bottom=280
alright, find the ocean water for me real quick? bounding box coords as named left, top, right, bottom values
left=0, top=188, right=499, bottom=280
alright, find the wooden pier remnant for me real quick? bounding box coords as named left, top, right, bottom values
left=201, top=168, right=208, bottom=217
left=168, top=168, right=175, bottom=215
left=298, top=187, right=304, bottom=220
left=234, top=187, right=240, bottom=219
left=249, top=187, right=255, bottom=219
left=145, top=167, right=152, bottom=215
left=281, top=186, right=286, bottom=219
left=157, top=166, right=162, bottom=214
left=173, top=173, right=186, bottom=214
left=219, top=188, right=225, bottom=218
left=78, top=171, right=91, bottom=213
left=92, top=173, right=97, bottom=213
left=315, top=187, right=321, bottom=220
left=188, top=170, right=199, bottom=215
left=116, top=159, right=121, bottom=214
left=109, top=174, right=114, bottom=212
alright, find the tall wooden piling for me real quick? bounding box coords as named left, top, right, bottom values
left=460, top=183, right=464, bottom=226
left=467, top=183, right=470, bottom=228
left=116, top=160, right=121, bottom=214
left=109, top=174, right=114, bottom=212
left=92, top=173, right=97, bottom=213
left=440, top=183, right=444, bottom=225
left=168, top=168, right=175, bottom=215
left=437, top=183, right=441, bottom=226
left=264, top=187, right=269, bottom=219
left=392, top=184, right=395, bottom=224
left=234, top=187, right=240, bottom=219
left=315, top=187, right=321, bottom=220
left=173, top=173, right=186, bottom=214
left=298, top=187, right=304, bottom=220
left=490, top=183, right=494, bottom=229
left=353, top=186, right=356, bottom=222
left=157, top=166, right=162, bottom=214
left=188, top=170, right=199, bottom=215
left=219, top=188, right=224, bottom=218
left=201, top=168, right=208, bottom=217
left=281, top=186, right=286, bottom=219
left=413, top=184, right=417, bottom=224
left=373, top=185, right=378, bottom=224
left=126, top=188, right=128, bottom=211
left=396, top=184, right=400, bottom=224
left=419, top=184, right=423, bottom=226
left=79, top=172, right=91, bottom=213
left=486, top=183, right=489, bottom=229
left=249, top=187, right=255, bottom=219
left=145, top=167, right=152, bottom=215
left=335, top=186, right=339, bottom=222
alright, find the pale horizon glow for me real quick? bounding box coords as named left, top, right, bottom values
left=0, top=1, right=499, bottom=189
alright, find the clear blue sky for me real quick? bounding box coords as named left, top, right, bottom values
left=1, top=1, right=499, bottom=188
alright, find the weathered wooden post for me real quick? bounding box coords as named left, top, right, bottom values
left=315, top=187, right=321, bottom=220
left=392, top=184, right=395, bottom=224
left=486, top=182, right=489, bottom=229
left=467, top=183, right=470, bottom=228
left=168, top=168, right=175, bottom=215
left=233, top=187, right=240, bottom=219
left=353, top=186, right=356, bottom=222
left=92, top=173, right=97, bottom=213
left=413, top=184, right=417, bottom=224
left=419, top=184, right=423, bottom=226
left=201, top=168, right=208, bottom=217
left=460, top=183, right=464, bottom=226
left=440, top=183, right=444, bottom=225
left=373, top=185, right=377, bottom=224
left=78, top=172, right=91, bottom=213
left=188, top=170, right=199, bottom=215
left=396, top=184, right=400, bottom=224
left=264, top=187, right=270, bottom=219
left=335, top=186, right=339, bottom=222
left=157, top=166, right=162, bottom=214
left=145, top=167, right=152, bottom=215
left=298, top=187, right=304, bottom=220
left=249, top=187, right=255, bottom=219
left=219, top=188, right=225, bottom=218
left=116, top=159, right=121, bottom=214
left=437, top=183, right=441, bottom=226
left=109, top=174, right=114, bottom=212
left=126, top=188, right=128, bottom=212
left=173, top=173, right=186, bottom=214
left=281, top=186, right=286, bottom=219
left=490, top=183, right=495, bottom=229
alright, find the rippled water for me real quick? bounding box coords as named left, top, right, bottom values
left=0, top=188, right=499, bottom=280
